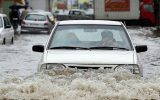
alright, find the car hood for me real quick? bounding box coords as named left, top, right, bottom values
left=43, top=50, right=135, bottom=64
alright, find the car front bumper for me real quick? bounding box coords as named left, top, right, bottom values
left=38, top=63, right=143, bottom=76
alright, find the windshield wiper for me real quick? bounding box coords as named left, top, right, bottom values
left=49, top=46, right=129, bottom=51
left=49, top=46, right=89, bottom=50
left=89, top=46, right=129, bottom=51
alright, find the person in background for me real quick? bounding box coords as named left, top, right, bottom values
left=9, top=0, right=26, bottom=33
left=20, top=6, right=29, bottom=24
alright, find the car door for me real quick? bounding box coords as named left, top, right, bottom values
left=6, top=17, right=14, bottom=36
left=1, top=17, right=8, bottom=41
left=3, top=16, right=13, bottom=42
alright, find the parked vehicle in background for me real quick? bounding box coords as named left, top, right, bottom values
left=85, top=8, right=94, bottom=19
left=52, top=9, right=69, bottom=16
left=32, top=20, right=147, bottom=76
left=0, top=14, right=14, bottom=45
left=55, top=9, right=92, bottom=21
left=140, top=0, right=155, bottom=25
left=52, top=9, right=69, bottom=21
left=21, top=10, right=55, bottom=34
left=94, top=0, right=155, bottom=26
left=68, top=9, right=91, bottom=20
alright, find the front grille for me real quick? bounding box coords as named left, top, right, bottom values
left=68, top=66, right=99, bottom=69
left=67, top=65, right=114, bottom=70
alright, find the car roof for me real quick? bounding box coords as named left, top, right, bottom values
left=58, top=20, right=122, bottom=25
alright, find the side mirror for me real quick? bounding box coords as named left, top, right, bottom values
left=135, top=45, right=147, bottom=53
left=5, top=25, right=11, bottom=28
left=32, top=45, right=44, bottom=53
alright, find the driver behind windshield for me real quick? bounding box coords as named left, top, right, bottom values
left=101, top=30, right=118, bottom=47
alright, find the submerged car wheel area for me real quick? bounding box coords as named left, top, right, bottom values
left=32, top=20, right=147, bottom=76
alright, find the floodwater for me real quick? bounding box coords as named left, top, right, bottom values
left=0, top=27, right=160, bottom=99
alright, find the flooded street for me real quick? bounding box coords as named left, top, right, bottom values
left=128, top=27, right=160, bottom=77
left=0, top=34, right=48, bottom=78
left=0, top=27, right=160, bottom=99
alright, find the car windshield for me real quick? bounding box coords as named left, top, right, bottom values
left=0, top=18, right=3, bottom=27
left=48, top=25, right=133, bottom=50
left=25, top=14, right=46, bottom=21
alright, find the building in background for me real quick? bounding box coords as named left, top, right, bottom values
left=52, top=0, right=93, bottom=10
left=2, top=0, right=12, bottom=15
left=51, top=0, right=93, bottom=18
left=0, top=0, right=3, bottom=13
left=1, top=0, right=26, bottom=16
left=0, top=0, right=93, bottom=17
left=27, top=0, right=52, bottom=11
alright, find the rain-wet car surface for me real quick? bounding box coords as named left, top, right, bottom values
left=21, top=10, right=55, bottom=34
left=0, top=14, right=14, bottom=45
left=32, top=20, right=147, bottom=76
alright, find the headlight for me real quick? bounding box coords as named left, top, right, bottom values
left=40, top=63, right=66, bottom=71
left=114, top=64, right=140, bottom=74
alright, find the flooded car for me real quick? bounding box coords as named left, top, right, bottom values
left=21, top=11, right=55, bottom=34
left=32, top=20, right=147, bottom=76
left=0, top=14, right=14, bottom=45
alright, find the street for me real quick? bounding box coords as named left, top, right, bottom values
left=0, top=27, right=160, bottom=99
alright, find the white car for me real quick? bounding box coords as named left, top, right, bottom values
left=32, top=20, right=147, bottom=76
left=0, top=14, right=14, bottom=45
left=21, top=11, right=55, bottom=34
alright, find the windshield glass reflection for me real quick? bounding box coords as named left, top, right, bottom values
left=49, top=25, right=132, bottom=50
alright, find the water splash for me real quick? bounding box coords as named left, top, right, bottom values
left=0, top=69, right=160, bottom=99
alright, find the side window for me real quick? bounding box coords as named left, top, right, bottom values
left=3, top=17, right=11, bottom=27
left=143, top=4, right=154, bottom=13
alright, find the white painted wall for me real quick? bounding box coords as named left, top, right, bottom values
left=27, top=0, right=49, bottom=11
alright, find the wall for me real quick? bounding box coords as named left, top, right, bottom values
left=27, top=0, right=49, bottom=11
left=0, top=0, right=3, bottom=13
left=2, top=0, right=12, bottom=16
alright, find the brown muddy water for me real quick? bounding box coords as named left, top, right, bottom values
left=1, top=69, right=160, bottom=100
